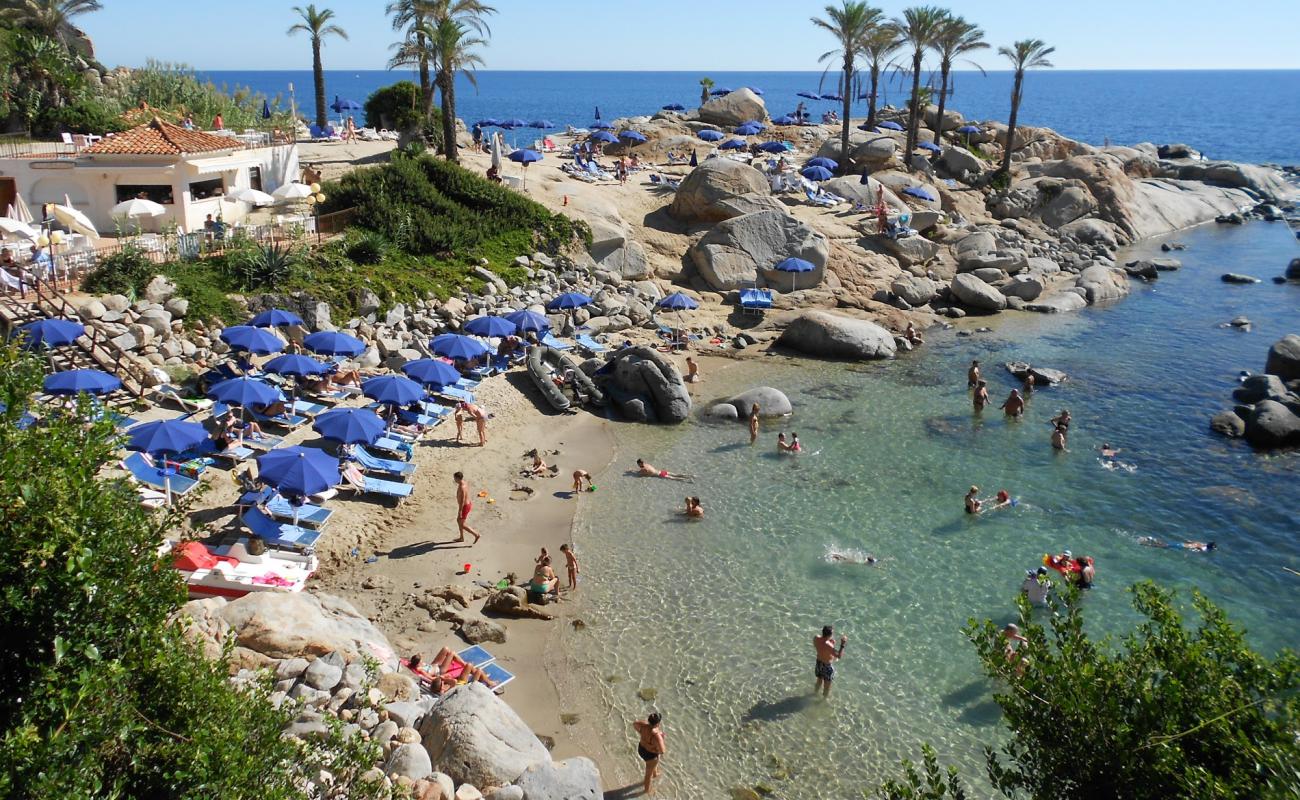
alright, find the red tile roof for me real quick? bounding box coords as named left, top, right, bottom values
left=84, top=118, right=237, bottom=156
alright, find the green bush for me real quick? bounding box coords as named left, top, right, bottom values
left=37, top=96, right=130, bottom=135
left=220, top=239, right=304, bottom=292
left=83, top=245, right=153, bottom=297
left=363, top=80, right=421, bottom=132
left=343, top=230, right=388, bottom=266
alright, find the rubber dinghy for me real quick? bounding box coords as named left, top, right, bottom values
left=527, top=345, right=605, bottom=411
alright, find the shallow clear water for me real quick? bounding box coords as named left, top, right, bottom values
left=564, top=221, right=1300, bottom=799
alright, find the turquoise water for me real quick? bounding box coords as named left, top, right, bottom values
left=565, top=221, right=1300, bottom=798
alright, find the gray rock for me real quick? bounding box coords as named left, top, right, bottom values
left=1286, top=258, right=1300, bottom=281
left=1243, top=400, right=1300, bottom=447
left=284, top=718, right=331, bottom=741
left=878, top=234, right=939, bottom=267
left=102, top=294, right=130, bottom=313
left=850, top=136, right=898, bottom=167
left=358, top=344, right=382, bottom=369
left=715, top=192, right=788, bottom=220
left=372, top=719, right=400, bottom=750
left=513, top=757, right=602, bottom=800
left=606, top=347, right=692, bottom=424
left=79, top=299, right=106, bottom=320
left=304, top=658, right=344, bottom=691
left=386, top=742, right=434, bottom=781
left=1039, top=185, right=1098, bottom=228
left=459, top=614, right=507, bottom=644
left=1266, top=334, right=1300, bottom=381
left=1025, top=257, right=1061, bottom=276
left=210, top=591, right=398, bottom=670
left=954, top=231, right=997, bottom=260
left=776, top=310, right=897, bottom=360
left=726, top=386, right=792, bottom=416
left=1076, top=265, right=1130, bottom=304
left=143, top=275, right=176, bottom=304
left=705, top=403, right=739, bottom=420
left=420, top=683, right=550, bottom=788
left=358, top=290, right=381, bottom=316
left=1060, top=218, right=1119, bottom=249
left=595, top=241, right=650, bottom=280
left=164, top=297, right=189, bottom=318
left=1221, top=273, right=1260, bottom=284
left=1124, top=261, right=1159, bottom=280
left=1233, top=374, right=1290, bottom=404
left=971, top=267, right=1006, bottom=284
left=385, top=700, right=426, bottom=729
left=1001, top=276, right=1044, bottom=302
left=342, top=662, right=369, bottom=692
left=937, top=145, right=984, bottom=177
left=950, top=273, right=1008, bottom=313
left=890, top=275, right=938, bottom=307
left=1210, top=410, right=1246, bottom=438
left=487, top=786, right=525, bottom=800
left=1023, top=293, right=1087, bottom=314
left=690, top=210, right=828, bottom=292
left=669, top=158, right=771, bottom=222
left=137, top=308, right=173, bottom=336
left=275, top=657, right=310, bottom=681
left=110, top=332, right=139, bottom=351
left=697, top=87, right=767, bottom=127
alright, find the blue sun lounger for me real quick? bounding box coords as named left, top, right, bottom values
left=575, top=334, right=607, bottom=355
left=342, top=466, right=414, bottom=502
left=434, top=385, right=475, bottom=404
left=739, top=287, right=773, bottom=314
left=291, top=399, right=328, bottom=417
left=457, top=645, right=496, bottom=667
left=370, top=435, right=414, bottom=460
left=239, top=505, right=322, bottom=551
left=121, top=452, right=199, bottom=497
left=479, top=662, right=515, bottom=689
left=247, top=406, right=308, bottom=430
left=353, top=446, right=418, bottom=479
left=238, top=488, right=334, bottom=529
left=540, top=333, right=572, bottom=351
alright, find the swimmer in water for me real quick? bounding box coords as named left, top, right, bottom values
left=1100, top=443, right=1121, bottom=458
left=636, top=458, right=692, bottom=481
left=684, top=496, right=704, bottom=518
left=1051, top=422, right=1068, bottom=451
left=830, top=552, right=878, bottom=565
left=1001, top=389, right=1025, bottom=418
left=973, top=379, right=990, bottom=412
left=1138, top=536, right=1217, bottom=552
left=965, top=485, right=982, bottom=514
left=790, top=432, right=803, bottom=452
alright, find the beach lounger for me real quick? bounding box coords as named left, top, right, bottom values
left=247, top=407, right=308, bottom=430
left=302, top=387, right=356, bottom=404
left=120, top=452, right=200, bottom=498
left=457, top=645, right=496, bottom=667
left=342, top=465, right=414, bottom=503
left=239, top=505, right=323, bottom=551
left=152, top=385, right=213, bottom=415
left=739, top=287, right=774, bottom=315
left=479, top=662, right=515, bottom=689
left=181, top=437, right=257, bottom=464
left=353, top=446, right=418, bottom=479
left=396, top=408, right=442, bottom=427
left=419, top=401, right=453, bottom=418
left=575, top=334, right=607, bottom=355
left=370, top=435, right=415, bottom=460
left=238, top=488, right=334, bottom=529
left=540, top=333, right=573, bottom=351
left=433, top=385, right=475, bottom=404
left=291, top=399, right=328, bottom=417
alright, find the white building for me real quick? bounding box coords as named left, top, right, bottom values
left=0, top=118, right=299, bottom=234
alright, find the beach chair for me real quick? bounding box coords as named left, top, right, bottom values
left=480, top=662, right=515, bottom=689
left=291, top=399, right=328, bottom=417
left=239, top=505, right=323, bottom=551
left=540, top=333, right=572, bottom=351
left=120, top=452, right=200, bottom=498
left=397, top=408, right=442, bottom=427
left=178, top=436, right=257, bottom=464
left=247, top=406, right=308, bottom=430
left=238, top=488, right=334, bottom=529
left=457, top=645, right=497, bottom=667
left=341, top=465, right=414, bottom=503
left=739, top=287, right=774, bottom=315
left=352, top=446, right=418, bottom=479
left=152, top=385, right=213, bottom=415
left=433, top=385, right=475, bottom=405
left=575, top=334, right=607, bottom=355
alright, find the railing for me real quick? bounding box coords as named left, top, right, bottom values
left=0, top=133, right=70, bottom=159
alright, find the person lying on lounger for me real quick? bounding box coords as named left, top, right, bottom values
left=406, top=649, right=496, bottom=693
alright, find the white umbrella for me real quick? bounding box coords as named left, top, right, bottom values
left=0, top=217, right=38, bottom=241
left=110, top=198, right=167, bottom=220
left=491, top=132, right=503, bottom=173
left=10, top=193, right=33, bottom=224
left=227, top=187, right=275, bottom=206
left=271, top=182, right=313, bottom=202
left=51, top=203, right=99, bottom=239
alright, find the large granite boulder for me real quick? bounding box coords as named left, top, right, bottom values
left=1286, top=258, right=1300, bottom=281
left=419, top=683, right=550, bottom=788
left=513, top=757, right=602, bottom=800
left=1075, top=265, right=1130, bottom=304
left=209, top=592, right=397, bottom=669
left=776, top=310, right=897, bottom=360
left=1038, top=184, right=1098, bottom=229
left=954, top=230, right=997, bottom=260
left=950, top=273, right=1008, bottom=313
left=716, top=193, right=787, bottom=219
left=725, top=386, right=792, bottom=416
left=690, top=209, right=828, bottom=291
left=821, top=175, right=906, bottom=211
left=595, top=241, right=650, bottom=280
left=937, top=145, right=984, bottom=177
left=1001, top=275, right=1044, bottom=302
left=891, top=274, right=938, bottom=307
left=604, top=346, right=692, bottom=423
left=387, top=742, right=435, bottom=781
left=1265, top=334, right=1300, bottom=381
left=669, top=159, right=771, bottom=223
left=850, top=135, right=898, bottom=168
left=1243, top=400, right=1300, bottom=448
left=878, top=234, right=939, bottom=267
left=1232, top=374, right=1291, bottom=405
left=698, top=87, right=768, bottom=127
left=1024, top=293, right=1087, bottom=314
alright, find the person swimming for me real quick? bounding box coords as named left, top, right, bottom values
left=1138, top=536, right=1217, bottom=552
left=636, top=458, right=692, bottom=481
left=684, top=496, right=704, bottom=518
left=965, top=485, right=982, bottom=514
left=830, top=551, right=878, bottom=565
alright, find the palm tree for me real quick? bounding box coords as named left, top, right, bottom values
left=423, top=16, right=487, bottom=163
left=699, top=77, right=714, bottom=107
left=860, top=24, right=901, bottom=130
left=893, top=5, right=948, bottom=167
left=997, top=38, right=1055, bottom=180
left=387, top=0, right=437, bottom=117
left=288, top=4, right=348, bottom=129
left=931, top=15, right=987, bottom=150
left=0, top=0, right=101, bottom=53
left=812, top=2, right=883, bottom=172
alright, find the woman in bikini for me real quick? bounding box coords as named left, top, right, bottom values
left=632, top=712, right=666, bottom=795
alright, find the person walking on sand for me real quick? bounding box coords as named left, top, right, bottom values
left=1001, top=389, right=1025, bottom=418
left=453, top=471, right=481, bottom=544
left=632, top=712, right=666, bottom=795
left=748, top=403, right=760, bottom=444
left=813, top=625, right=847, bottom=698
left=973, top=380, right=990, bottom=412
left=455, top=401, right=488, bottom=446
left=560, top=543, right=579, bottom=590
left=967, top=360, right=982, bottom=389
left=572, top=469, right=593, bottom=492
left=685, top=356, right=699, bottom=383
left=636, top=458, right=692, bottom=481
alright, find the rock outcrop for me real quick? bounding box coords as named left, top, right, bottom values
left=690, top=210, right=829, bottom=291
left=950, top=273, right=1008, bottom=313
left=724, top=386, right=792, bottom=416
left=776, top=310, right=897, bottom=360
left=602, top=346, right=692, bottom=423
left=199, top=592, right=398, bottom=669
left=697, top=87, right=768, bottom=127
left=420, top=683, right=553, bottom=788
left=669, top=158, right=771, bottom=223
left=1265, top=334, right=1300, bottom=381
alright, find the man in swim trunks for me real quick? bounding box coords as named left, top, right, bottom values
left=636, top=458, right=691, bottom=481
left=453, top=471, right=481, bottom=544
left=814, top=625, right=847, bottom=698
left=632, top=712, right=666, bottom=795
left=1001, top=389, right=1025, bottom=418
left=685, top=356, right=699, bottom=383
left=967, top=360, right=981, bottom=389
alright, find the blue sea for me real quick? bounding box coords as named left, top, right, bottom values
left=200, top=69, right=1300, bottom=164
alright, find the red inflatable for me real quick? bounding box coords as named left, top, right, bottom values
left=1043, top=553, right=1093, bottom=575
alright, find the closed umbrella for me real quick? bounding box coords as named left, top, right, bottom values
left=0, top=217, right=38, bottom=241
left=509, top=149, right=543, bottom=189
left=697, top=129, right=724, bottom=142
left=10, top=193, right=33, bottom=224
left=313, top=407, right=385, bottom=445
left=772, top=115, right=797, bottom=126
left=431, top=333, right=489, bottom=361
left=402, top=358, right=461, bottom=388
left=272, top=182, right=314, bottom=202
left=464, top=315, right=517, bottom=338
left=110, top=198, right=166, bottom=220
left=17, top=318, right=83, bottom=349
left=43, top=368, right=120, bottom=396
left=801, top=166, right=834, bottom=181
left=257, top=446, right=341, bottom=502
left=546, top=292, right=593, bottom=311
left=589, top=130, right=618, bottom=144
left=505, top=309, right=550, bottom=334
left=303, top=330, right=365, bottom=357
left=719, top=139, right=747, bottom=151
left=262, top=99, right=272, bottom=120
left=51, top=203, right=98, bottom=239
left=229, top=187, right=275, bottom=206
left=806, top=157, right=838, bottom=170
left=126, top=418, right=207, bottom=505
left=593, top=106, right=601, bottom=120
left=362, top=375, right=425, bottom=406
left=773, top=257, right=815, bottom=293
left=619, top=130, right=647, bottom=144
left=878, top=121, right=905, bottom=131
left=247, top=308, right=303, bottom=328
left=689, top=151, right=698, bottom=167
left=917, top=141, right=942, bottom=154
left=219, top=325, right=285, bottom=355
left=491, top=132, right=504, bottom=173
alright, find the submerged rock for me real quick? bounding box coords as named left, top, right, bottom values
left=1221, top=273, right=1260, bottom=284
left=726, top=386, right=792, bottom=417
left=1210, top=410, right=1246, bottom=438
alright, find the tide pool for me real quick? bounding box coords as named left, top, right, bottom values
left=563, top=221, right=1300, bottom=798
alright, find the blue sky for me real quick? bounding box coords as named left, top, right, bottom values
left=87, top=0, right=1300, bottom=71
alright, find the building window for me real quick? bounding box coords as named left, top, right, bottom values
left=189, top=178, right=224, bottom=200
left=116, top=185, right=174, bottom=204
left=249, top=166, right=263, bottom=192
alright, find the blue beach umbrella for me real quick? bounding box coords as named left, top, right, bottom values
left=719, top=139, right=747, bottom=150
left=127, top=418, right=207, bottom=457
left=619, top=130, right=648, bottom=144
left=330, top=96, right=362, bottom=113
left=303, top=330, right=365, bottom=357
left=662, top=103, right=686, bottom=111
left=740, top=119, right=766, bottom=130
left=772, top=115, right=797, bottom=126
left=477, top=118, right=502, bottom=127
left=261, top=99, right=273, bottom=120
left=509, top=149, right=543, bottom=188
left=264, top=353, right=327, bottom=377
left=902, top=186, right=937, bottom=202
left=773, top=257, right=815, bottom=293
left=219, top=325, right=285, bottom=355
left=247, top=308, right=303, bottom=328
left=207, top=376, right=281, bottom=409
left=801, top=166, right=834, bottom=181
left=257, top=446, right=341, bottom=499
left=402, top=358, right=461, bottom=388
left=44, top=368, right=120, bottom=396
left=878, top=121, right=905, bottom=131
left=710, top=87, right=733, bottom=96
left=657, top=292, right=699, bottom=311
left=431, top=333, right=489, bottom=361
left=529, top=120, right=554, bottom=129
left=362, top=375, right=425, bottom=406
left=917, top=141, right=942, bottom=154
left=313, top=407, right=385, bottom=445
left=821, top=93, right=843, bottom=102
left=697, top=129, right=724, bottom=142
left=505, top=309, right=550, bottom=334
left=502, top=118, right=528, bottom=129
left=957, top=125, right=981, bottom=135
left=747, top=87, right=764, bottom=96
left=17, top=318, right=83, bottom=349
left=857, top=122, right=875, bottom=131
left=806, top=157, right=838, bottom=170
left=464, top=315, right=518, bottom=338
left=759, top=141, right=788, bottom=153
left=734, top=124, right=762, bottom=136
left=797, top=91, right=820, bottom=100
left=547, top=292, right=593, bottom=311
left=590, top=130, right=618, bottom=144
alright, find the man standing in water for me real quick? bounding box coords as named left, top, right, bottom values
left=1001, top=389, right=1025, bottom=418
left=813, top=625, right=847, bottom=698
left=453, top=472, right=481, bottom=544
left=973, top=379, right=990, bottom=412
left=967, top=360, right=982, bottom=389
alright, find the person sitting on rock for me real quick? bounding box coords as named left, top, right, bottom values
left=904, top=322, right=924, bottom=346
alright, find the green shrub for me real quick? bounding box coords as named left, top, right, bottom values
left=343, top=230, right=388, bottom=266
left=220, top=240, right=304, bottom=292
left=83, top=245, right=152, bottom=297
left=37, top=96, right=130, bottom=135
left=363, top=80, right=422, bottom=132
left=156, top=261, right=240, bottom=325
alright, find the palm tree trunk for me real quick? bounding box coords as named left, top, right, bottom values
left=933, top=64, right=950, bottom=153
left=312, top=40, right=326, bottom=129
left=866, top=65, right=880, bottom=129
left=840, top=57, right=852, bottom=173
left=905, top=50, right=923, bottom=165
left=1001, top=71, right=1024, bottom=178
left=439, top=69, right=458, bottom=163
left=417, top=32, right=432, bottom=118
